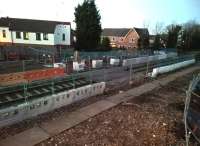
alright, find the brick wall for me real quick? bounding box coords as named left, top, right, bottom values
left=105, top=29, right=139, bottom=49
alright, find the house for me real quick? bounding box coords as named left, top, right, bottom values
left=0, top=17, right=71, bottom=60
left=134, top=28, right=149, bottom=48
left=102, top=27, right=149, bottom=49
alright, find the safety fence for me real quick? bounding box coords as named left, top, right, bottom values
left=184, top=74, right=200, bottom=146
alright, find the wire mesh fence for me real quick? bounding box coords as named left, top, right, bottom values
left=184, top=74, right=200, bottom=146
left=0, top=53, right=198, bottom=108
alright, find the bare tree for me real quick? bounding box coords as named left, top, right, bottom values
left=153, top=22, right=164, bottom=35
left=143, top=20, right=150, bottom=29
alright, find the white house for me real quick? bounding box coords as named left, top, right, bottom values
left=0, top=17, right=71, bottom=48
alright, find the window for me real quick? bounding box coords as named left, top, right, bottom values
left=66, top=94, right=70, bottom=98
left=16, top=32, right=21, bottom=39
left=113, top=37, right=115, bottom=41
left=56, top=97, right=60, bottom=102
left=36, top=33, right=41, bottom=40
left=23, top=32, right=29, bottom=40
left=2, top=30, right=6, bottom=38
left=43, top=33, right=48, bottom=40
left=62, top=34, right=65, bottom=41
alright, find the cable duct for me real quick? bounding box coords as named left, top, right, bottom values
left=151, top=59, right=195, bottom=78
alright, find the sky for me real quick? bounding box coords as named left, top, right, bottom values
left=0, top=0, right=199, bottom=34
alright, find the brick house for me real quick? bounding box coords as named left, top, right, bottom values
left=102, top=28, right=149, bottom=49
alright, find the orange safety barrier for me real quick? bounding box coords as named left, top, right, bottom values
left=24, top=68, right=65, bottom=82
left=0, top=68, right=65, bottom=86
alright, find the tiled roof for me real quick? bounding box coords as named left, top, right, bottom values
left=134, top=27, right=149, bottom=37
left=0, top=17, right=70, bottom=33
left=102, top=28, right=131, bottom=37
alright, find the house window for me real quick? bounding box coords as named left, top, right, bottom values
left=36, top=33, right=41, bottom=40
left=113, top=37, right=115, bottom=41
left=16, top=32, right=21, bottom=39
left=23, top=32, right=29, bottom=40
left=62, top=34, right=65, bottom=41
left=2, top=30, right=6, bottom=38
left=43, top=33, right=48, bottom=40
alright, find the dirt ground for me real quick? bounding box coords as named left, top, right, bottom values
left=35, top=71, right=200, bottom=146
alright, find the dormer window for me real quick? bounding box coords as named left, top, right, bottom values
left=2, top=30, right=6, bottom=38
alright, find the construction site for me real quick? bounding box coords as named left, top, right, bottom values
left=0, top=49, right=199, bottom=146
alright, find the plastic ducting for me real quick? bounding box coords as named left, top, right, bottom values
left=151, top=59, right=195, bottom=78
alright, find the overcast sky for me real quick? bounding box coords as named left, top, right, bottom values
left=0, top=0, right=199, bottom=33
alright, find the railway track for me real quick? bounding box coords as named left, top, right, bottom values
left=0, top=76, right=92, bottom=108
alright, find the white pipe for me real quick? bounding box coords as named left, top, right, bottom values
left=122, top=54, right=168, bottom=67
left=151, top=59, right=195, bottom=78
